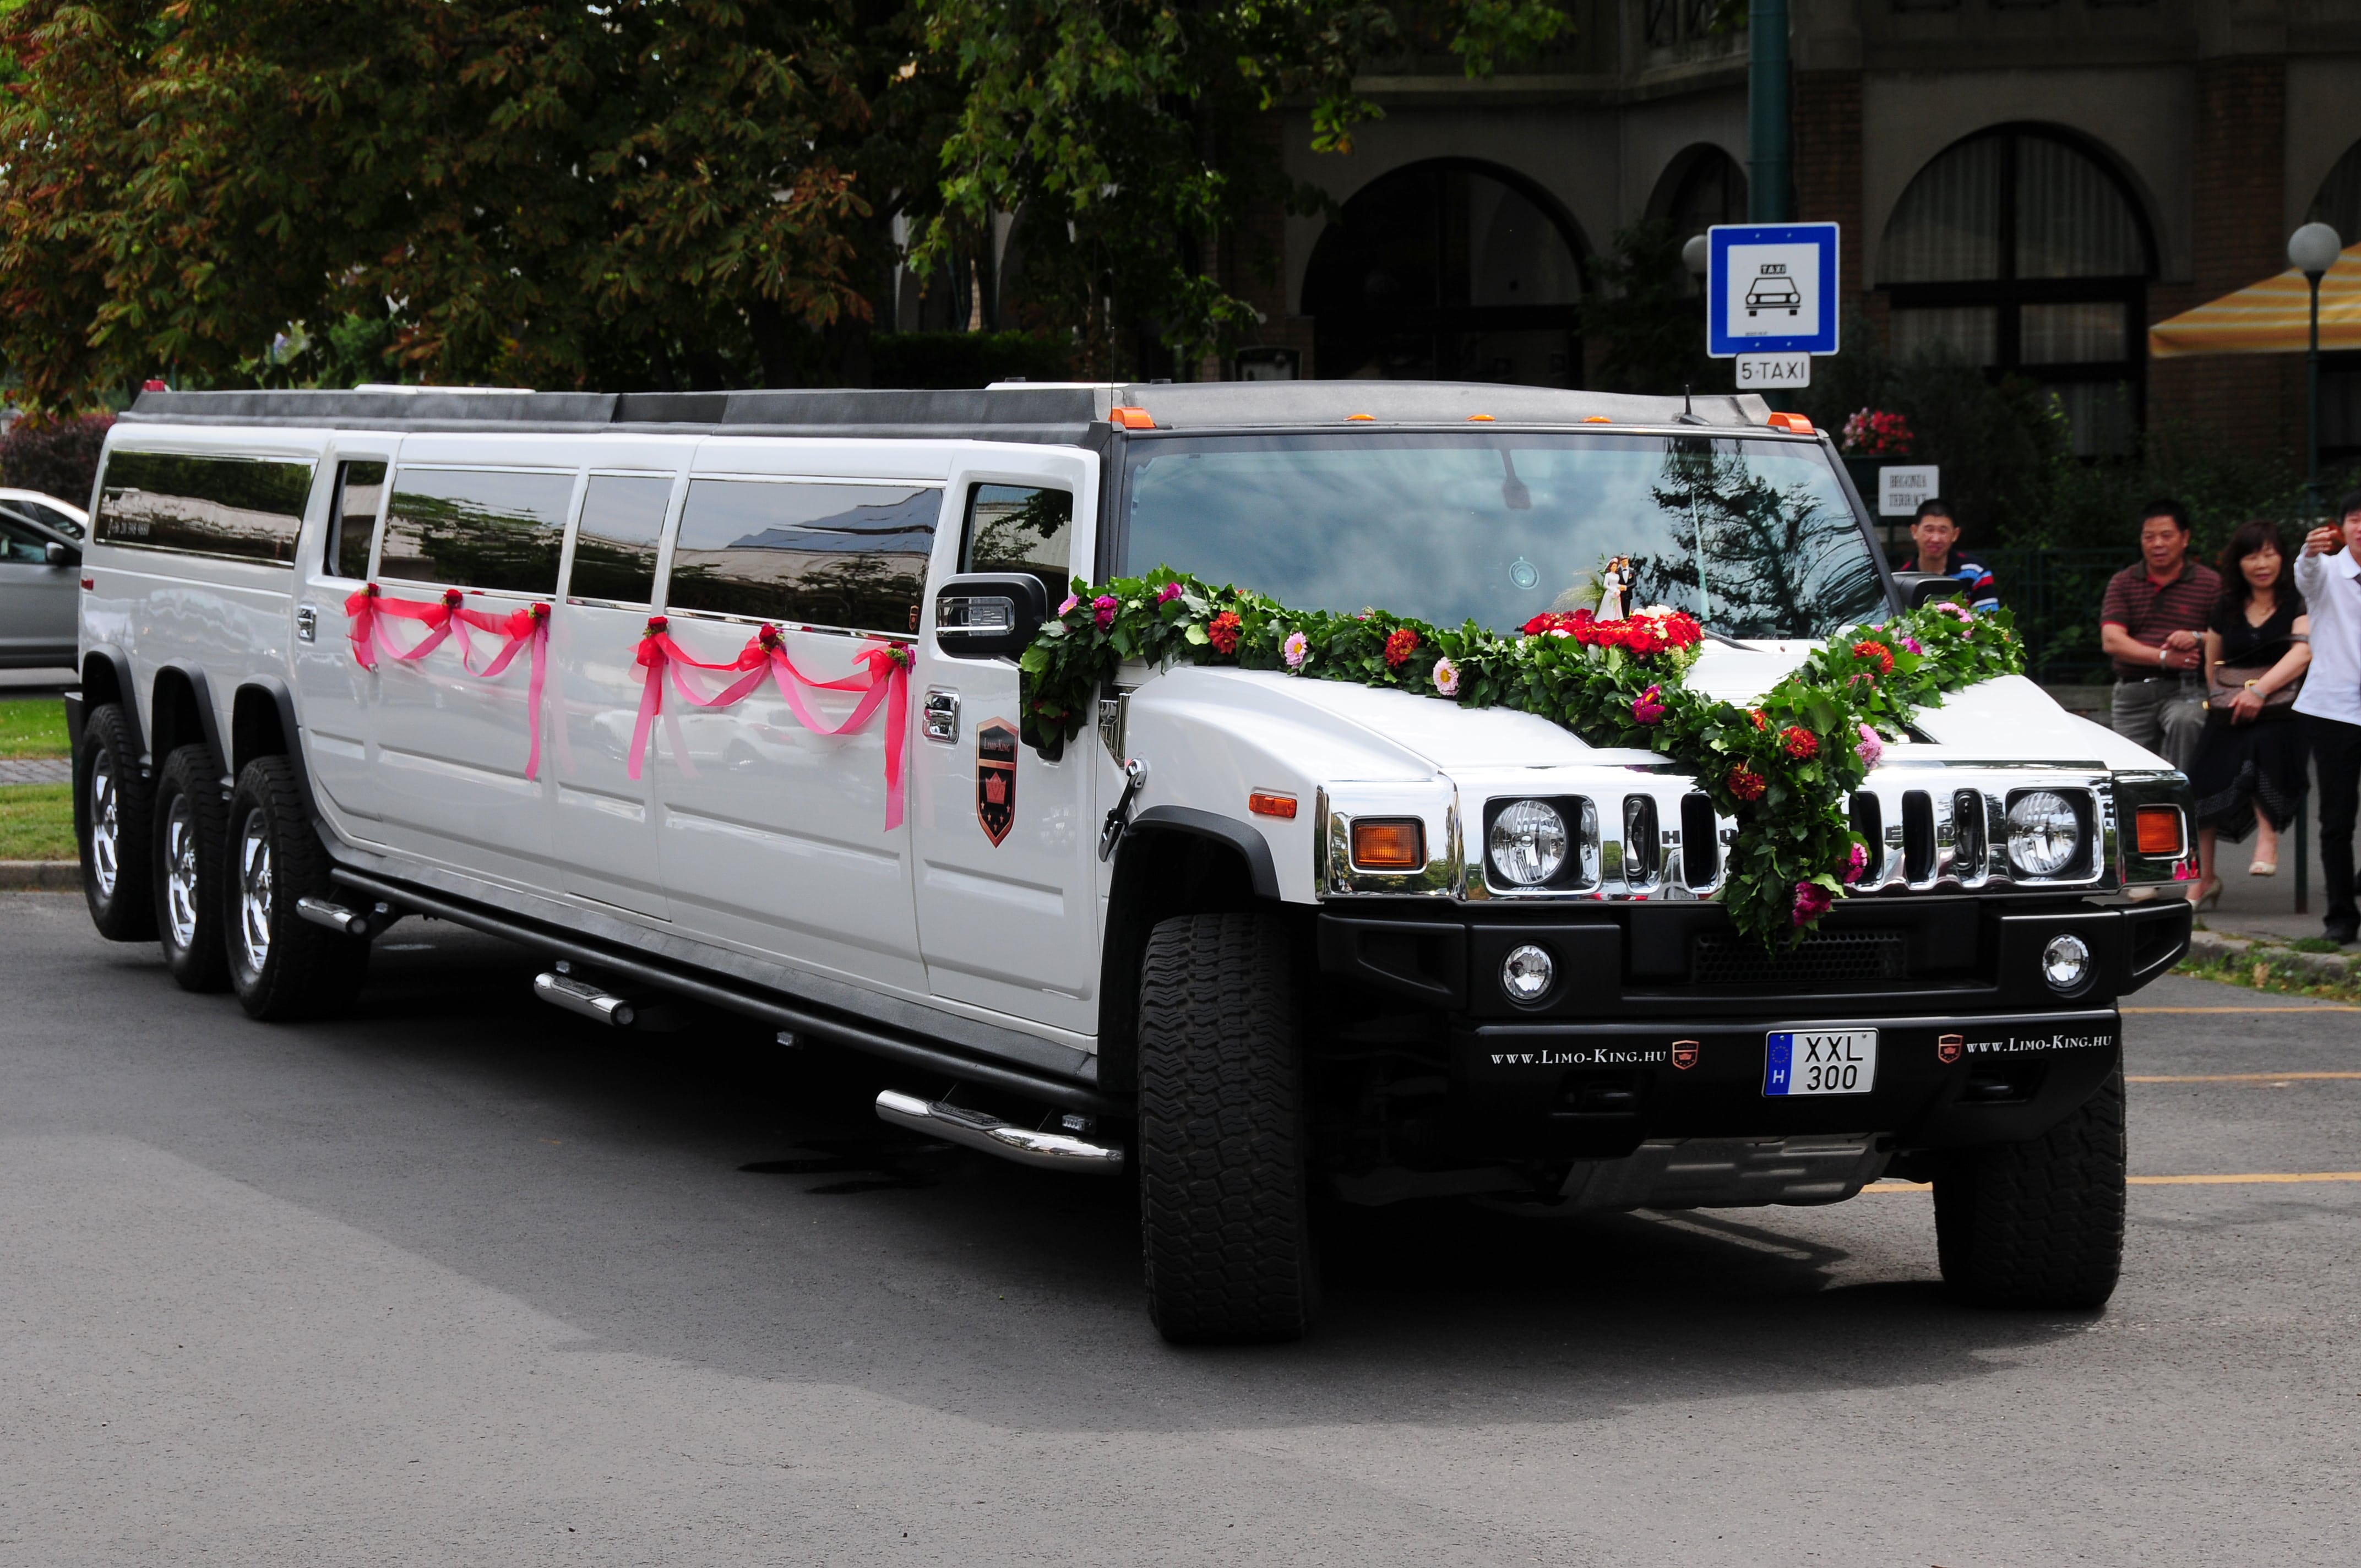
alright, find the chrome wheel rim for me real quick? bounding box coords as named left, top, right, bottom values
left=164, top=796, right=200, bottom=949
left=90, top=753, right=119, bottom=899
left=236, top=812, right=273, bottom=973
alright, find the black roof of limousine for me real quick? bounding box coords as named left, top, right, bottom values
left=119, top=382, right=1780, bottom=443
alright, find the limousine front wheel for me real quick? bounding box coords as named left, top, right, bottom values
left=77, top=703, right=156, bottom=942
left=225, top=756, right=368, bottom=1021
left=1934, top=1065, right=2126, bottom=1309
left=1136, top=912, right=1319, bottom=1344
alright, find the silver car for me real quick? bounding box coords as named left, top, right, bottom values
left=0, top=488, right=87, bottom=669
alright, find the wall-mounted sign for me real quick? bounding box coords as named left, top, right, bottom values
left=1879, top=465, right=1940, bottom=518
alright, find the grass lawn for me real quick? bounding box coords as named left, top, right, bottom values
left=0, top=699, right=69, bottom=759
left=0, top=784, right=75, bottom=861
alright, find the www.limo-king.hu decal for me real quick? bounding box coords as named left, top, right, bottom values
left=976, top=718, right=1018, bottom=847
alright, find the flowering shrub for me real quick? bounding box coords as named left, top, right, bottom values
left=1840, top=407, right=1914, bottom=458
left=1019, top=567, right=2022, bottom=947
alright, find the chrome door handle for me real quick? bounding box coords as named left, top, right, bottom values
left=296, top=605, right=318, bottom=643
left=923, top=689, right=960, bottom=743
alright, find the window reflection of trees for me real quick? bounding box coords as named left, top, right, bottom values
left=1623, top=443, right=1884, bottom=639
left=380, top=491, right=567, bottom=595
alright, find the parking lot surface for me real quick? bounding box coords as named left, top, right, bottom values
left=1, top=891, right=2355, bottom=1566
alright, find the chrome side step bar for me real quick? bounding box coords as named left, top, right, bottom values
left=534, top=971, right=637, bottom=1028
left=875, top=1090, right=1125, bottom=1174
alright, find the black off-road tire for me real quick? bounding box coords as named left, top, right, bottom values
left=1934, top=1066, right=2126, bottom=1309
left=76, top=703, right=156, bottom=941
left=224, top=755, right=368, bottom=1021
left=1136, top=912, right=1318, bottom=1344
left=153, top=745, right=231, bottom=992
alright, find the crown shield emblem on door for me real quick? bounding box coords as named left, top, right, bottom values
left=1671, top=1040, right=1700, bottom=1071
left=976, top=719, right=1018, bottom=847
left=1936, top=1033, right=1963, bottom=1065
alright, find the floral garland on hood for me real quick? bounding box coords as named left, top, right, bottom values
left=1019, top=571, right=2025, bottom=949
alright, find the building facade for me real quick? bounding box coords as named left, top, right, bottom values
left=1217, top=0, right=2361, bottom=462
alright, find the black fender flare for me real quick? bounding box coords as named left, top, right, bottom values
left=152, top=658, right=229, bottom=779
left=1126, top=805, right=1281, bottom=899
left=78, top=645, right=139, bottom=754
left=1095, top=805, right=1286, bottom=1095
left=230, top=675, right=322, bottom=825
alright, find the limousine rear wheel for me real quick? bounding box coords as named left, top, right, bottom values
left=225, top=755, right=368, bottom=1021
left=153, top=745, right=231, bottom=992
left=1136, top=912, right=1319, bottom=1344
left=78, top=703, right=156, bottom=942
left=1933, top=1065, right=2126, bottom=1309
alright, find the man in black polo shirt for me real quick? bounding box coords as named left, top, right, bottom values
left=2099, top=498, right=2219, bottom=772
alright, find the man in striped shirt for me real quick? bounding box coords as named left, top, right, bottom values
left=2099, top=498, right=2219, bottom=773
left=1905, top=499, right=2000, bottom=613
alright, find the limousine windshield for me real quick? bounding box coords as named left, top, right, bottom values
left=1119, top=431, right=1886, bottom=641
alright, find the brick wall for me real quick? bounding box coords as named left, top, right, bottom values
left=1793, top=69, right=1868, bottom=332
left=2149, top=55, right=2292, bottom=458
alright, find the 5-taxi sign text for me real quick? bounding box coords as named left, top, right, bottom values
left=1707, top=223, right=1841, bottom=360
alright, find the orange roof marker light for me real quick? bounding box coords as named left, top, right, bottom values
left=1467, top=413, right=1495, bottom=422
left=1584, top=415, right=1613, bottom=423
left=1765, top=411, right=1815, bottom=434
left=1346, top=413, right=1375, bottom=422
left=1109, top=405, right=1156, bottom=430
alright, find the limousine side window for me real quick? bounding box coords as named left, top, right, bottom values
left=962, top=483, right=1073, bottom=603
left=567, top=474, right=671, bottom=605
left=323, top=460, right=387, bottom=581
left=666, top=479, right=940, bottom=635
left=376, top=467, right=574, bottom=595
left=93, top=450, right=315, bottom=565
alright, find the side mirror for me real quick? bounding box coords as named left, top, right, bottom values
left=44, top=540, right=80, bottom=569
left=1892, top=571, right=1963, bottom=610
left=933, top=573, right=1047, bottom=660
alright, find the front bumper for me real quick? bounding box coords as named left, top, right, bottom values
left=1457, top=1007, right=2120, bottom=1161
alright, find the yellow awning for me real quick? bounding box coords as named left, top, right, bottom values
left=2147, top=240, right=2361, bottom=359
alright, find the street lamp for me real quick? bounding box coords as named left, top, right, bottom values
left=2285, top=220, right=2341, bottom=918
left=2289, top=221, right=2341, bottom=523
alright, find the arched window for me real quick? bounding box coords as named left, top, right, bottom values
left=1656, top=144, right=1748, bottom=243
left=1879, top=127, right=2155, bottom=454
left=2310, top=139, right=2361, bottom=461
left=1302, top=160, right=1585, bottom=385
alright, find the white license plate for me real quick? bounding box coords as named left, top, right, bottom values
left=1763, top=1029, right=1878, bottom=1096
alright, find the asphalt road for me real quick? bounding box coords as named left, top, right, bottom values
left=2, top=893, right=2357, bottom=1567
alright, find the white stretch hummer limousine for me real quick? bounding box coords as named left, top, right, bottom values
left=68, top=382, right=2193, bottom=1342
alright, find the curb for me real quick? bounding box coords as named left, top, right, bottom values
left=2186, top=929, right=2361, bottom=987
left=0, top=860, right=78, bottom=891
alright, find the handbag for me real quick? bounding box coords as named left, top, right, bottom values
left=2207, top=663, right=2299, bottom=711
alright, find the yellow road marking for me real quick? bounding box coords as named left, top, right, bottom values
left=1866, top=1173, right=2361, bottom=1193
left=2128, top=1072, right=2361, bottom=1082
left=2121, top=1006, right=2361, bottom=1014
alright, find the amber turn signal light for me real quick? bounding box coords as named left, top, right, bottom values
left=1351, top=818, right=1424, bottom=870
left=1765, top=411, right=1815, bottom=434
left=2134, top=804, right=2185, bottom=857
left=1248, top=792, right=1298, bottom=819
left=1110, top=405, right=1156, bottom=429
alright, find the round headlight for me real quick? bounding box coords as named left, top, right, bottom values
left=2007, top=791, right=2082, bottom=878
left=2041, top=933, right=2093, bottom=993
left=1501, top=943, right=1556, bottom=1004
left=1489, top=799, right=1569, bottom=886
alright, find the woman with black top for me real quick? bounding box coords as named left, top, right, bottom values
left=2185, top=519, right=2311, bottom=909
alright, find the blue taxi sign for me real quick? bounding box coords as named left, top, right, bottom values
left=1707, top=223, right=1840, bottom=359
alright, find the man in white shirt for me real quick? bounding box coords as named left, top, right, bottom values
left=2295, top=489, right=2361, bottom=945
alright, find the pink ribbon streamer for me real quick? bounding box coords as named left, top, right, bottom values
left=343, top=585, right=551, bottom=779
left=628, top=617, right=912, bottom=831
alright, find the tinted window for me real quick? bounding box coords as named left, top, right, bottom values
left=569, top=475, right=672, bottom=605
left=379, top=467, right=574, bottom=595
left=963, top=483, right=1074, bottom=600
left=667, top=480, right=939, bottom=634
left=1121, top=433, right=1884, bottom=640
left=325, top=460, right=386, bottom=580
left=94, top=450, right=315, bottom=566
left=4, top=499, right=81, bottom=538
